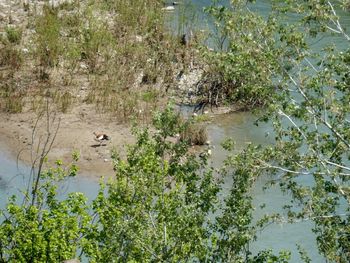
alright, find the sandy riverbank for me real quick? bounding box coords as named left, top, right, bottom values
left=0, top=104, right=136, bottom=178
left=0, top=102, right=237, bottom=178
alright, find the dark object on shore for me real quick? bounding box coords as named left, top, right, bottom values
left=194, top=100, right=208, bottom=113
left=180, top=30, right=193, bottom=46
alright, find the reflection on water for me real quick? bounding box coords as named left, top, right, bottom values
left=0, top=177, right=7, bottom=190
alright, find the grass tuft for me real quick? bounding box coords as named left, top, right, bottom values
left=5, top=26, right=22, bottom=44
left=180, top=122, right=208, bottom=146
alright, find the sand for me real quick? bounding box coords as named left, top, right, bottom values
left=0, top=104, right=136, bottom=179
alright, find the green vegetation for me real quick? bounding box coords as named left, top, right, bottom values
left=36, top=5, right=61, bottom=70
left=200, top=4, right=279, bottom=108
left=5, top=26, right=22, bottom=44
left=199, top=0, right=350, bottom=262
left=0, top=0, right=350, bottom=262
left=0, top=106, right=290, bottom=262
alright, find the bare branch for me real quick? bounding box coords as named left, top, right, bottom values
left=324, top=160, right=350, bottom=172
left=327, top=1, right=350, bottom=41
left=30, top=100, right=61, bottom=206
left=286, top=71, right=350, bottom=149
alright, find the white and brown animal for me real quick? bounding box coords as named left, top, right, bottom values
left=93, top=132, right=110, bottom=146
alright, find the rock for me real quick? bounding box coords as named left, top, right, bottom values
left=80, top=63, right=88, bottom=70
left=135, top=35, right=143, bottom=42
left=162, top=6, right=175, bottom=11
left=177, top=69, right=203, bottom=92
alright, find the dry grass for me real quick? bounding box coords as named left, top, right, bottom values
left=0, top=78, right=24, bottom=113
left=180, top=122, right=208, bottom=146
left=0, top=0, right=199, bottom=117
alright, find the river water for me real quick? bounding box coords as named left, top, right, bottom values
left=0, top=148, right=100, bottom=211
left=1, top=0, right=349, bottom=261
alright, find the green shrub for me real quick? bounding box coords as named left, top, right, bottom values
left=5, top=26, right=22, bottom=44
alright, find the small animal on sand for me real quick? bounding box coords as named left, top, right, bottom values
left=93, top=132, right=110, bottom=146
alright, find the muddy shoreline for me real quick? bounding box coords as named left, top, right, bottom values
left=0, top=104, right=135, bottom=178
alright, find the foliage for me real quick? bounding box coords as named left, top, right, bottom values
left=90, top=106, right=217, bottom=261
left=0, top=106, right=289, bottom=262
left=88, top=105, right=288, bottom=262
left=200, top=0, right=282, bottom=108
left=200, top=0, right=349, bottom=109
left=0, top=157, right=92, bottom=262
left=265, top=1, right=349, bottom=261
left=2, top=0, right=349, bottom=262
left=208, top=0, right=350, bottom=262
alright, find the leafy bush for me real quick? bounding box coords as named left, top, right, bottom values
left=199, top=1, right=283, bottom=108
left=0, top=106, right=288, bottom=261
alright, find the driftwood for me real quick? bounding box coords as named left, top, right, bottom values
left=62, top=260, right=80, bottom=263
